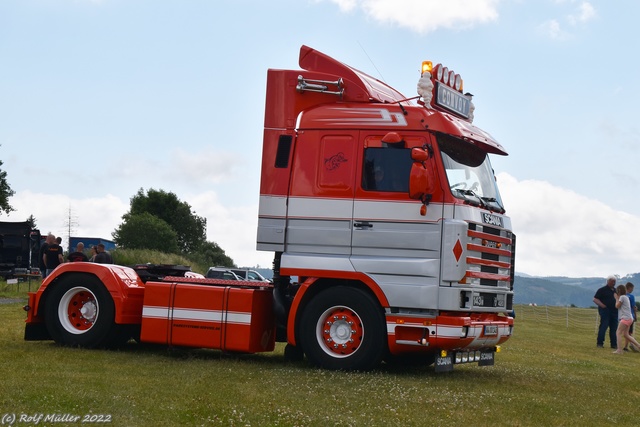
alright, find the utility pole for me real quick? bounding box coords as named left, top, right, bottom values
left=63, top=206, right=78, bottom=253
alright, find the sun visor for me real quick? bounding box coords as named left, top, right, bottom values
left=426, top=110, right=508, bottom=156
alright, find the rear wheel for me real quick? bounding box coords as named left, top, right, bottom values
left=45, top=275, right=120, bottom=348
left=299, top=286, right=386, bottom=371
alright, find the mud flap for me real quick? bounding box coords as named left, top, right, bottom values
left=478, top=350, right=495, bottom=366
left=435, top=354, right=454, bottom=372
left=24, top=323, right=51, bottom=341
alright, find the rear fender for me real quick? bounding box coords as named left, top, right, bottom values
left=28, top=263, right=145, bottom=325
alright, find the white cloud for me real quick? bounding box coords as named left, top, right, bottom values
left=498, top=173, right=640, bottom=277
left=3, top=191, right=128, bottom=250
left=325, top=0, right=501, bottom=33
left=328, top=0, right=358, bottom=12
left=540, top=1, right=596, bottom=39
left=169, top=148, right=237, bottom=185
left=189, top=191, right=272, bottom=268
left=568, top=2, right=596, bottom=25
left=538, top=19, right=568, bottom=40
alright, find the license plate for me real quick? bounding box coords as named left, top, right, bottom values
left=484, top=325, right=498, bottom=336
left=473, top=294, right=505, bottom=308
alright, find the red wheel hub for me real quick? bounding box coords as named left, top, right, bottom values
left=320, top=307, right=363, bottom=356
left=66, top=290, right=98, bottom=331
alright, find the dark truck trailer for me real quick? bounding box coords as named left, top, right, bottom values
left=0, top=221, right=41, bottom=278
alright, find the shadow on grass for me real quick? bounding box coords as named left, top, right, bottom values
left=91, top=339, right=502, bottom=379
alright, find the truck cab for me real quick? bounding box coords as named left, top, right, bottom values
left=258, top=46, right=514, bottom=371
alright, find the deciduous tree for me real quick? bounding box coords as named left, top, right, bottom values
left=112, top=212, right=180, bottom=253
left=128, top=188, right=206, bottom=253
left=190, top=241, right=235, bottom=268
left=0, top=154, right=15, bottom=215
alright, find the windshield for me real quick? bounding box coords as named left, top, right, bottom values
left=438, top=135, right=505, bottom=213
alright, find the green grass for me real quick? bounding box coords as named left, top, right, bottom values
left=1, top=288, right=639, bottom=426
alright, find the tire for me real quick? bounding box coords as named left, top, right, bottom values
left=44, top=275, right=118, bottom=348
left=299, top=286, right=386, bottom=371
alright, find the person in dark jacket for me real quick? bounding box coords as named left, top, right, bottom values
left=67, top=242, right=88, bottom=262
left=94, top=243, right=113, bottom=264
left=594, top=275, right=618, bottom=348
left=44, top=234, right=64, bottom=277
left=38, top=234, right=52, bottom=278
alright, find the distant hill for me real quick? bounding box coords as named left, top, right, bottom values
left=514, top=273, right=640, bottom=307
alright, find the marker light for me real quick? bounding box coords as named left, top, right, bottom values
left=428, top=63, right=464, bottom=93
left=454, top=74, right=463, bottom=91
left=421, top=61, right=433, bottom=76
left=435, top=64, right=444, bottom=80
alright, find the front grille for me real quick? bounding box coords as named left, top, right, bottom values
left=465, top=221, right=513, bottom=288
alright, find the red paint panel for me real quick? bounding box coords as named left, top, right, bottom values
left=140, top=282, right=275, bottom=353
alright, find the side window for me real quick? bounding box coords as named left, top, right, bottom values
left=361, top=147, right=412, bottom=192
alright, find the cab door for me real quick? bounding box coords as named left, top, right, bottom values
left=350, top=133, right=445, bottom=309
left=285, top=131, right=357, bottom=256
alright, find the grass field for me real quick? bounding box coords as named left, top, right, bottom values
left=1, top=283, right=639, bottom=426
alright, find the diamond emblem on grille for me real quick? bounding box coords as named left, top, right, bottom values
left=453, top=239, right=463, bottom=262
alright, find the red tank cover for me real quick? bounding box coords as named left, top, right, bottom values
left=140, top=280, right=276, bottom=353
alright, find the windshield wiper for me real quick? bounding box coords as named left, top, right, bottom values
left=458, top=190, right=504, bottom=213
left=457, top=189, right=488, bottom=209
left=480, top=196, right=505, bottom=214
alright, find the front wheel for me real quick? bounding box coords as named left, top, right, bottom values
left=299, top=286, right=386, bottom=371
left=44, top=275, right=120, bottom=348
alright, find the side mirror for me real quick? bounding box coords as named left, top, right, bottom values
left=409, top=163, right=428, bottom=200
left=411, top=147, right=429, bottom=162
left=409, top=147, right=435, bottom=216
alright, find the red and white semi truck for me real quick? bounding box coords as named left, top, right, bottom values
left=24, top=46, right=515, bottom=372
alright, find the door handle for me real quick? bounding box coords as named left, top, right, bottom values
left=354, top=221, right=373, bottom=228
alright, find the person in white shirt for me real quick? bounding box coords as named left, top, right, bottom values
left=613, top=284, right=640, bottom=354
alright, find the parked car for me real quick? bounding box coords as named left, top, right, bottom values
left=231, top=269, right=270, bottom=282
left=205, top=267, right=241, bottom=280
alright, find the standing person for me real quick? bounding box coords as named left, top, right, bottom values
left=44, top=234, right=64, bottom=277
left=613, top=284, right=640, bottom=354
left=39, top=234, right=52, bottom=278
left=623, top=282, right=637, bottom=351
left=88, top=246, right=97, bottom=262
left=67, top=242, right=88, bottom=262
left=94, top=243, right=113, bottom=264
left=593, top=275, right=618, bottom=349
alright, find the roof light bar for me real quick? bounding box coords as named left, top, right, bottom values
left=428, top=63, right=464, bottom=93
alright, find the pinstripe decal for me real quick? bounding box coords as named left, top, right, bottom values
left=142, top=306, right=252, bottom=325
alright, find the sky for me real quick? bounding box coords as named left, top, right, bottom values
left=1, top=0, right=639, bottom=278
